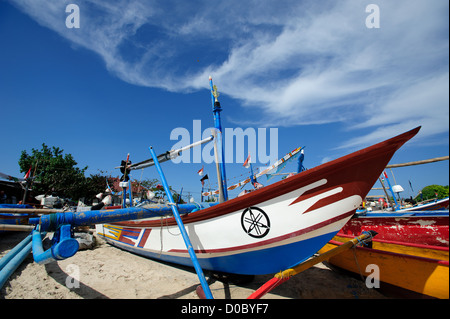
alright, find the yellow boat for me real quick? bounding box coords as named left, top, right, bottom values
left=319, top=233, right=449, bottom=299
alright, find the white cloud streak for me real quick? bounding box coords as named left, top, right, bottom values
left=8, top=0, right=449, bottom=149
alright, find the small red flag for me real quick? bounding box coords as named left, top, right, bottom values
left=24, top=166, right=32, bottom=179
left=243, top=154, right=251, bottom=168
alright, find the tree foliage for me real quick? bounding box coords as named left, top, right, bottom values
left=19, top=144, right=89, bottom=200
left=138, top=178, right=185, bottom=203
left=18, top=144, right=184, bottom=203
left=415, top=184, right=449, bottom=201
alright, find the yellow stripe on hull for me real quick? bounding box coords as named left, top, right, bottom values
left=333, top=235, right=449, bottom=261
left=319, top=241, right=449, bottom=299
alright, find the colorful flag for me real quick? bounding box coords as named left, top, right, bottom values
left=200, top=174, right=209, bottom=186
left=197, top=166, right=204, bottom=176
left=243, top=154, right=251, bottom=168
left=24, top=166, right=32, bottom=179
left=253, top=181, right=264, bottom=189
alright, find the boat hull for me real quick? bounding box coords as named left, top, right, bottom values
left=397, top=198, right=449, bottom=212
left=102, top=228, right=340, bottom=274
left=97, top=189, right=359, bottom=275
left=96, top=127, right=421, bottom=275
left=341, top=211, right=449, bottom=247
left=320, top=234, right=449, bottom=299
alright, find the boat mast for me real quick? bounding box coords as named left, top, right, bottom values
left=382, top=171, right=400, bottom=210
left=209, top=76, right=228, bottom=201
left=212, top=129, right=225, bottom=203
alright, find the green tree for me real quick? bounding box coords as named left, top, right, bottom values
left=415, top=184, right=449, bottom=201
left=138, top=178, right=185, bottom=203
left=82, top=171, right=118, bottom=203
left=19, top=143, right=88, bottom=200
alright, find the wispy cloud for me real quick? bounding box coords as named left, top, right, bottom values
left=8, top=0, right=449, bottom=149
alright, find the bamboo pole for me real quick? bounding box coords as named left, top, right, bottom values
left=247, top=230, right=377, bottom=299
left=386, top=156, right=449, bottom=168
left=0, top=208, right=63, bottom=215
left=0, top=224, right=35, bottom=231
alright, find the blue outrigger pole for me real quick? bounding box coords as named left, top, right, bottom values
left=148, top=146, right=214, bottom=299
left=382, top=171, right=400, bottom=210
left=209, top=76, right=228, bottom=201
left=0, top=233, right=33, bottom=289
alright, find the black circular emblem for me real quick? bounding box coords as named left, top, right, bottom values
left=241, top=207, right=271, bottom=238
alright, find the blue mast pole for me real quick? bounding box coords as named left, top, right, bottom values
left=383, top=171, right=400, bottom=210
left=128, top=180, right=133, bottom=207
left=148, top=146, right=214, bottom=299
left=209, top=76, right=228, bottom=201
left=249, top=162, right=256, bottom=187
left=297, top=149, right=305, bottom=173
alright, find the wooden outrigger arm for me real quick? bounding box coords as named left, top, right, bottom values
left=0, top=224, right=35, bottom=231
left=116, top=135, right=214, bottom=171
left=247, top=230, right=378, bottom=299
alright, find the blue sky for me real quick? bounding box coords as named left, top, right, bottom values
left=0, top=0, right=448, bottom=201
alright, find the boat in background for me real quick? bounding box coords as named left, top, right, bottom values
left=345, top=210, right=449, bottom=247
left=396, top=197, right=449, bottom=212
left=370, top=162, right=449, bottom=213
left=320, top=210, right=449, bottom=298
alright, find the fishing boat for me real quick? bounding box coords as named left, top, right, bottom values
left=345, top=210, right=449, bottom=247
left=370, top=162, right=449, bottom=213
left=320, top=235, right=448, bottom=299
left=396, top=197, right=449, bottom=212
left=319, top=210, right=449, bottom=298
left=17, top=79, right=421, bottom=299
left=95, top=125, right=421, bottom=276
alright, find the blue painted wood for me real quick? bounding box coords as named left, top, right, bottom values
left=149, top=146, right=214, bottom=299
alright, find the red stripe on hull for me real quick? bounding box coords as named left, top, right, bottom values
left=137, top=229, right=151, bottom=248
left=168, top=210, right=355, bottom=254
left=113, top=127, right=420, bottom=229
left=341, top=216, right=449, bottom=247
left=118, top=228, right=140, bottom=246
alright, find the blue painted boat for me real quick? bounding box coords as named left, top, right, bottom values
left=94, top=127, right=421, bottom=275
left=396, top=197, right=449, bottom=212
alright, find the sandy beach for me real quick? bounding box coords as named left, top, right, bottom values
left=1, top=231, right=387, bottom=299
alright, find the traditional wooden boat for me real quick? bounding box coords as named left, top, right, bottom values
left=342, top=210, right=449, bottom=247
left=95, top=126, right=421, bottom=275
left=19, top=79, right=424, bottom=298
left=396, top=197, right=449, bottom=212
left=320, top=210, right=449, bottom=298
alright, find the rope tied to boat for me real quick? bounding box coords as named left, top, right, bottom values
left=36, top=212, right=58, bottom=231
left=352, top=231, right=377, bottom=282
left=356, top=231, right=374, bottom=247
left=352, top=246, right=366, bottom=282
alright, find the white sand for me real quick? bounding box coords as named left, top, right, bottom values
left=0, top=231, right=386, bottom=299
